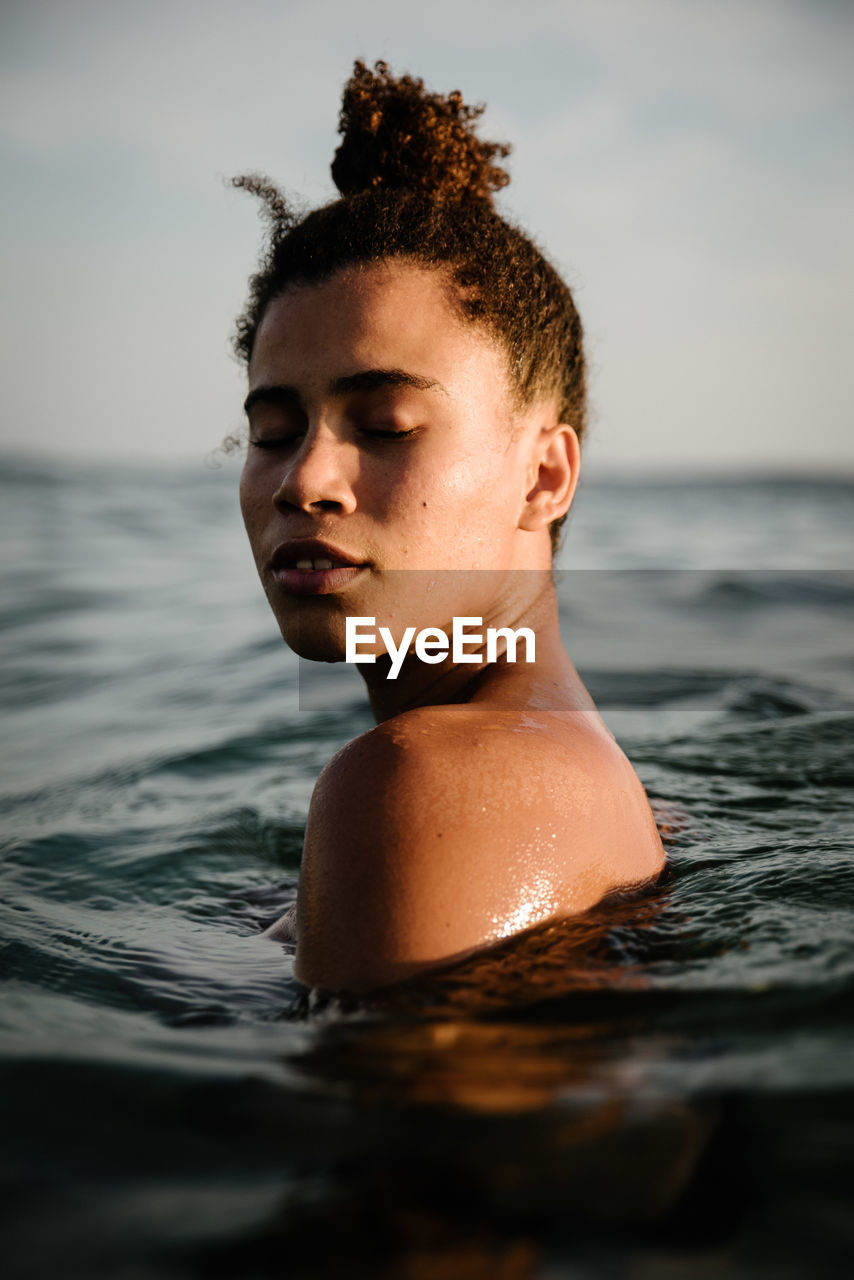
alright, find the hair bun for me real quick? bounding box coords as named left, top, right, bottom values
left=331, top=59, right=510, bottom=204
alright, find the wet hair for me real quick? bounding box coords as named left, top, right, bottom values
left=233, top=59, right=586, bottom=548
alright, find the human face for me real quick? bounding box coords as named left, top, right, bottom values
left=239, top=260, right=544, bottom=662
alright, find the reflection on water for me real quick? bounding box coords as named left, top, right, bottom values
left=225, top=893, right=721, bottom=1279
left=180, top=879, right=786, bottom=1279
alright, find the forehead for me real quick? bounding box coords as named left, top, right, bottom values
left=249, top=260, right=510, bottom=399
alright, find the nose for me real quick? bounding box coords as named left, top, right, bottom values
left=272, top=428, right=358, bottom=515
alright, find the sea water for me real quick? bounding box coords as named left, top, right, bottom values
left=1, top=453, right=852, bottom=1279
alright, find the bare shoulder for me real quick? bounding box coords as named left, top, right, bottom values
left=294, top=705, right=665, bottom=991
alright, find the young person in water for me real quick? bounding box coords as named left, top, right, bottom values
left=235, top=60, right=665, bottom=991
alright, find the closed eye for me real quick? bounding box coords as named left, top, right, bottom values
left=359, top=426, right=419, bottom=440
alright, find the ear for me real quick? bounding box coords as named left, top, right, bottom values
left=518, top=424, right=580, bottom=532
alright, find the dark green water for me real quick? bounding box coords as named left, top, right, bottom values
left=1, top=455, right=853, bottom=1278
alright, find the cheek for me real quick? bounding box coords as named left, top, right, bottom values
left=379, top=451, right=516, bottom=565
left=239, top=466, right=270, bottom=544
left=434, top=445, right=516, bottom=520
left=382, top=464, right=480, bottom=537
left=389, top=439, right=507, bottom=512
left=238, top=470, right=255, bottom=527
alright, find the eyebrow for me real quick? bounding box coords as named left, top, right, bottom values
left=243, top=367, right=446, bottom=416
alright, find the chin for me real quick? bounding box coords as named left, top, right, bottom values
left=278, top=617, right=349, bottom=664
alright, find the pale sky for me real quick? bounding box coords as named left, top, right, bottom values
left=1, top=0, right=852, bottom=474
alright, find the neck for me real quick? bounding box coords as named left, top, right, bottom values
left=359, top=570, right=573, bottom=722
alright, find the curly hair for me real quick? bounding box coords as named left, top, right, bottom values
left=232, top=60, right=586, bottom=548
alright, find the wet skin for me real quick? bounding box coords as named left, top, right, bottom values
left=240, top=260, right=665, bottom=992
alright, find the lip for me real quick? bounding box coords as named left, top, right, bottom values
left=269, top=538, right=370, bottom=597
